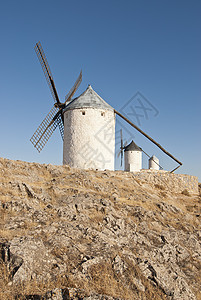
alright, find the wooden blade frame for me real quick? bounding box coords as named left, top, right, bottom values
left=56, top=112, right=64, bottom=140
left=30, top=106, right=63, bottom=153
left=65, top=70, right=82, bottom=103
left=35, top=42, right=60, bottom=105
left=120, top=129, right=123, bottom=167
left=31, top=42, right=82, bottom=153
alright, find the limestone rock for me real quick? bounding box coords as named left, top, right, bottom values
left=0, top=157, right=200, bottom=299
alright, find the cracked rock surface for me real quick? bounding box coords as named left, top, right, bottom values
left=0, top=158, right=200, bottom=299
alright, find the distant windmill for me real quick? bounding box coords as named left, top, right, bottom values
left=118, top=129, right=142, bottom=171
left=30, top=42, right=82, bottom=152
left=118, top=129, right=163, bottom=171
left=30, top=42, right=182, bottom=172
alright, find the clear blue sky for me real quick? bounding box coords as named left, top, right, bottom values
left=0, top=0, right=200, bottom=180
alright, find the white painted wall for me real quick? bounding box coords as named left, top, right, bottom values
left=124, top=150, right=142, bottom=172
left=149, top=156, right=159, bottom=170
left=63, top=108, right=115, bottom=170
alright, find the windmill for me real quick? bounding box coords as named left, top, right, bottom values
left=118, top=129, right=143, bottom=171
left=30, top=42, right=182, bottom=173
left=117, top=129, right=174, bottom=172
left=114, top=110, right=182, bottom=172
left=30, top=42, right=82, bottom=152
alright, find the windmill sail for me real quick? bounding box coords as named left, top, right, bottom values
left=120, top=129, right=123, bottom=166
left=65, top=70, right=82, bottom=103
left=35, top=42, right=60, bottom=105
left=30, top=106, right=63, bottom=153
left=31, top=41, right=82, bottom=153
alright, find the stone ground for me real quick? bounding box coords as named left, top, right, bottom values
left=0, top=158, right=200, bottom=299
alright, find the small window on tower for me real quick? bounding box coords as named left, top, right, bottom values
left=101, top=112, right=105, bottom=117
left=82, top=111, right=85, bottom=115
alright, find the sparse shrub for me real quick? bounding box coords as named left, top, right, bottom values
left=160, top=191, right=167, bottom=198
left=155, top=184, right=165, bottom=190
left=181, top=189, right=190, bottom=196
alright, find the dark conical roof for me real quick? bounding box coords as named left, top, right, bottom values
left=63, top=85, right=114, bottom=112
left=149, top=155, right=158, bottom=161
left=124, top=140, right=142, bottom=152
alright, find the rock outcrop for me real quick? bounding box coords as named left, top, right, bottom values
left=0, top=157, right=200, bottom=299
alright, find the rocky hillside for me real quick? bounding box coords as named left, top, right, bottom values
left=0, top=157, right=200, bottom=300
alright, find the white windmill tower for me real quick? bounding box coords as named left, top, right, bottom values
left=124, top=140, right=142, bottom=172
left=118, top=130, right=142, bottom=172
left=63, top=85, right=115, bottom=170
left=149, top=155, right=160, bottom=170
left=30, top=42, right=182, bottom=173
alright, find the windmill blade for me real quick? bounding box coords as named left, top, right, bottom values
left=121, top=151, right=123, bottom=167
left=117, top=150, right=121, bottom=158
left=118, top=140, right=128, bottom=166
left=65, top=70, right=82, bottom=103
left=56, top=112, right=64, bottom=140
left=117, top=129, right=127, bottom=167
left=30, top=106, right=63, bottom=153
left=117, top=149, right=123, bottom=167
left=120, top=129, right=123, bottom=167
left=120, top=129, right=123, bottom=150
left=35, top=42, right=60, bottom=105
left=114, top=109, right=182, bottom=171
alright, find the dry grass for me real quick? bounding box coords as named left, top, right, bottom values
left=88, top=209, right=105, bottom=224
left=87, top=262, right=132, bottom=299
left=0, top=258, right=71, bottom=300
left=0, top=262, right=13, bottom=300
left=0, top=261, right=169, bottom=300
left=83, top=259, right=168, bottom=300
